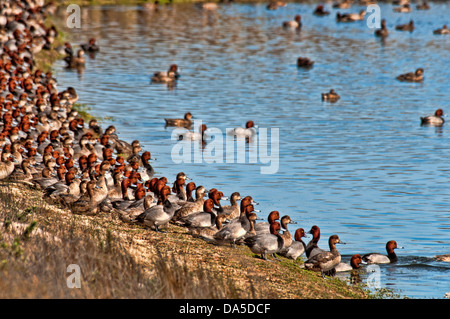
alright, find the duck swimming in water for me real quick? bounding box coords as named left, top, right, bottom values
left=164, top=112, right=193, bottom=128
left=297, top=57, right=314, bottom=68
left=282, top=15, right=302, bottom=29
left=395, top=20, right=414, bottom=32
left=396, top=68, right=424, bottom=82
left=420, top=109, right=444, bottom=127
left=151, top=64, right=180, bottom=83
left=321, top=89, right=340, bottom=102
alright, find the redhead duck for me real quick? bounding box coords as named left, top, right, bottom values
left=164, top=112, right=193, bottom=128
left=151, top=64, right=180, bottom=83
left=303, top=235, right=345, bottom=278
left=335, top=254, right=365, bottom=272
left=244, top=221, right=284, bottom=261
left=393, top=4, right=411, bottom=13
left=435, top=254, right=450, bottom=262
left=213, top=201, right=258, bottom=247
left=278, top=228, right=308, bottom=260
left=143, top=0, right=159, bottom=11
left=362, top=240, right=404, bottom=264
left=395, top=20, right=414, bottom=32
left=181, top=199, right=220, bottom=228
left=81, top=38, right=99, bottom=53
left=321, top=89, right=340, bottom=102
left=332, top=1, right=352, bottom=9
left=421, top=109, right=445, bottom=127
left=336, top=10, right=365, bottom=22
left=266, top=1, right=287, bottom=10
left=313, top=5, right=330, bottom=16
left=305, top=225, right=325, bottom=258
left=375, top=19, right=389, bottom=38
left=228, top=121, right=257, bottom=140
left=396, top=68, right=424, bottom=82
left=433, top=25, right=450, bottom=35
left=297, top=57, right=314, bottom=68
left=416, top=2, right=430, bottom=10
left=254, top=210, right=279, bottom=235
left=282, top=15, right=302, bottom=29
left=185, top=182, right=197, bottom=202
left=172, top=185, right=208, bottom=222
left=188, top=213, right=229, bottom=241
left=134, top=186, right=176, bottom=232
left=179, top=124, right=208, bottom=141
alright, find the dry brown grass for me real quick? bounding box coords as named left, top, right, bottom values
left=0, top=181, right=368, bottom=299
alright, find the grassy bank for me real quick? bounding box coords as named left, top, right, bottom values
left=0, top=181, right=371, bottom=299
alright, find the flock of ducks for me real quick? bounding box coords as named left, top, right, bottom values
left=1, top=0, right=449, bottom=287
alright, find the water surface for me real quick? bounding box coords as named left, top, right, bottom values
left=54, top=2, right=450, bottom=298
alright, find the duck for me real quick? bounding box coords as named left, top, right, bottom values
left=266, top=1, right=287, bottom=10
left=219, top=192, right=241, bottom=220
left=362, top=240, right=403, bottom=264
left=332, top=1, right=352, bottom=9
left=181, top=198, right=223, bottom=228
left=228, top=121, right=257, bottom=140
left=321, top=89, right=340, bottom=102
left=393, top=4, right=411, bottom=13
left=433, top=25, right=450, bottom=35
left=188, top=213, right=229, bottom=241
left=336, top=10, right=365, bottom=22
left=335, top=254, right=365, bottom=272
left=305, top=225, right=325, bottom=258
left=396, top=68, right=424, bottom=82
left=297, top=57, right=314, bottom=68
left=254, top=210, right=279, bottom=235
left=201, top=2, right=218, bottom=10
left=278, top=228, right=308, bottom=260
left=151, top=64, right=180, bottom=83
left=179, top=124, right=208, bottom=142
left=313, top=5, right=330, bottom=16
left=303, top=235, right=345, bottom=278
left=134, top=186, right=176, bottom=232
left=416, top=2, right=430, bottom=10
left=81, top=38, right=100, bottom=53
left=395, top=20, right=414, bottom=32
left=164, top=112, right=193, bottom=128
left=143, top=0, right=159, bottom=11
left=70, top=180, right=101, bottom=215
left=0, top=150, right=16, bottom=180
left=185, top=181, right=197, bottom=202
left=375, top=19, right=389, bottom=38
left=277, top=215, right=297, bottom=249
left=213, top=201, right=258, bottom=247
left=282, top=15, right=302, bottom=29
left=420, top=109, right=445, bottom=127
left=172, top=186, right=208, bottom=222
left=64, top=49, right=85, bottom=69
left=244, top=221, right=284, bottom=261
left=435, top=254, right=450, bottom=262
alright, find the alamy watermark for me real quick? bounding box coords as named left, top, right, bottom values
left=366, top=4, right=381, bottom=29
left=66, top=4, right=81, bottom=29
left=170, top=121, right=279, bottom=174
left=66, top=264, right=81, bottom=288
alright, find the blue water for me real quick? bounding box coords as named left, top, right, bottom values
left=53, top=2, right=450, bottom=298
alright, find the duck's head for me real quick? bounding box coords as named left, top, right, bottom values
left=415, top=68, right=424, bottom=76
left=435, top=109, right=444, bottom=117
